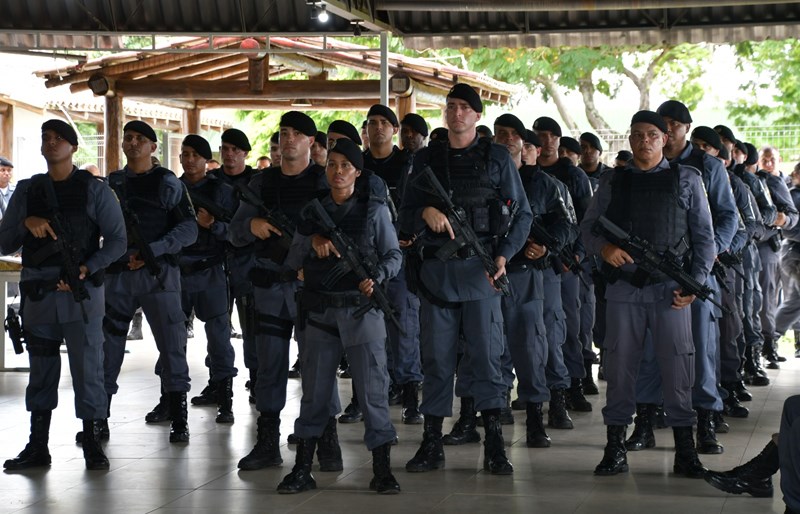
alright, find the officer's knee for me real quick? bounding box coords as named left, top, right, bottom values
left=24, top=332, right=62, bottom=357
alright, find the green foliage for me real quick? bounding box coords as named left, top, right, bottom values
left=74, top=123, right=99, bottom=165
left=729, top=39, right=800, bottom=126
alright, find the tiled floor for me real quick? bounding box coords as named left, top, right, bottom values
left=0, top=328, right=796, bottom=513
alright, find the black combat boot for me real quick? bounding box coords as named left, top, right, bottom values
left=733, top=380, right=753, bottom=401
left=388, top=381, right=402, bottom=406
left=704, top=440, right=778, bottom=497
left=696, top=408, right=724, bottom=455
left=673, top=426, right=708, bottom=478
left=277, top=437, right=317, bottom=494
left=744, top=344, right=770, bottom=386
left=215, top=377, right=234, bottom=424
left=145, top=386, right=172, bottom=423
left=762, top=337, right=782, bottom=369
left=190, top=377, right=218, bottom=406
left=548, top=388, right=574, bottom=429
left=625, top=404, right=656, bottom=451
left=316, top=417, right=343, bottom=472
left=525, top=402, right=551, bottom=448
left=566, top=378, right=592, bottom=412
left=76, top=394, right=111, bottom=443
left=714, top=411, right=730, bottom=434
left=482, top=410, right=513, bottom=475
left=238, top=415, right=283, bottom=470
left=248, top=368, right=257, bottom=404
left=288, top=358, right=301, bottom=379
left=594, top=425, right=628, bottom=476
left=339, top=384, right=363, bottom=423
left=370, top=442, right=401, bottom=494
left=583, top=359, right=599, bottom=395
left=82, top=420, right=110, bottom=470
left=168, top=391, right=190, bottom=443
left=4, top=411, right=52, bottom=470
left=499, top=388, right=515, bottom=425
left=406, top=416, right=445, bottom=472
left=442, top=397, right=480, bottom=445
left=401, top=382, right=424, bottom=425
left=721, top=383, right=750, bottom=418
left=127, top=310, right=143, bottom=340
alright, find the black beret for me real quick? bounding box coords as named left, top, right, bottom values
left=221, top=128, right=252, bottom=152
left=367, top=104, right=399, bottom=127
left=524, top=129, right=541, bottom=147
left=327, top=120, right=362, bottom=145
left=532, top=116, right=562, bottom=137
left=280, top=111, right=317, bottom=137
left=42, top=119, right=79, bottom=146
left=270, top=131, right=280, bottom=144
left=743, top=142, right=759, bottom=165
left=559, top=136, right=581, bottom=155
left=328, top=137, right=363, bottom=171
left=580, top=132, right=603, bottom=153
left=735, top=139, right=747, bottom=155
left=0, top=156, right=13, bottom=167
left=718, top=145, right=730, bottom=161
left=656, top=100, right=693, bottom=123
left=691, top=126, right=723, bottom=151
left=446, top=83, right=483, bottom=113
left=314, top=131, right=327, bottom=149
left=630, top=110, right=668, bottom=134
left=714, top=124, right=736, bottom=143
left=182, top=134, right=212, bottom=160
left=494, top=114, right=526, bottom=138
left=615, top=150, right=633, bottom=163
left=123, top=120, right=157, bottom=142
left=476, top=125, right=493, bottom=138
left=430, top=127, right=449, bottom=141
left=400, top=113, right=428, bottom=137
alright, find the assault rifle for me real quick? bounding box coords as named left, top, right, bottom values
left=43, top=180, right=90, bottom=321
left=234, top=182, right=295, bottom=261
left=188, top=189, right=233, bottom=223
left=302, top=198, right=404, bottom=335
left=529, top=217, right=588, bottom=287
left=595, top=215, right=729, bottom=314
left=120, top=201, right=165, bottom=290
left=717, top=251, right=747, bottom=281
left=4, top=306, right=24, bottom=354
left=412, top=165, right=512, bottom=296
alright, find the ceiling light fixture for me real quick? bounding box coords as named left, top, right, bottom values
left=317, top=4, right=329, bottom=23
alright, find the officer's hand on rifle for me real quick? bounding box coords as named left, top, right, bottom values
left=311, top=235, right=341, bottom=259
left=297, top=268, right=304, bottom=282
left=486, top=256, right=508, bottom=291
left=24, top=216, right=57, bottom=239
left=250, top=217, right=282, bottom=240
left=359, top=278, right=375, bottom=298
left=128, top=252, right=146, bottom=270
left=422, top=207, right=455, bottom=240
left=601, top=243, right=634, bottom=268
left=56, top=265, right=89, bottom=292
left=196, top=208, right=215, bottom=229
left=525, top=238, right=547, bottom=260
left=562, top=254, right=579, bottom=274
left=775, top=211, right=787, bottom=227
left=672, top=289, right=696, bottom=309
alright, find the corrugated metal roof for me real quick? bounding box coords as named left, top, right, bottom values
left=0, top=1, right=797, bottom=50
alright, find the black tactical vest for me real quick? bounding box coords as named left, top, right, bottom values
left=23, top=168, right=99, bottom=268
left=181, top=178, right=224, bottom=258
left=109, top=167, right=171, bottom=246
left=605, top=165, right=689, bottom=254
left=365, top=146, right=412, bottom=205
left=303, top=194, right=370, bottom=292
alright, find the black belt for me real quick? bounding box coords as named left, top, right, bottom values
left=617, top=268, right=670, bottom=288
left=298, top=290, right=370, bottom=311
left=107, top=256, right=172, bottom=274
left=249, top=268, right=297, bottom=288
left=421, top=245, right=479, bottom=261
left=180, top=255, right=224, bottom=275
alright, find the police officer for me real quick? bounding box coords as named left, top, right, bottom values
left=533, top=116, right=594, bottom=415
left=206, top=129, right=260, bottom=404
left=582, top=110, right=715, bottom=477
left=494, top=113, right=575, bottom=447
left=364, top=104, right=423, bottom=425
left=171, top=135, right=238, bottom=424
left=648, top=101, right=738, bottom=455
left=558, top=136, right=581, bottom=167
left=400, top=113, right=428, bottom=154
left=278, top=138, right=402, bottom=494
left=400, top=84, right=532, bottom=476
left=579, top=132, right=610, bottom=190
left=231, top=112, right=331, bottom=471
left=311, top=131, right=328, bottom=168
left=1, top=120, right=126, bottom=470
left=103, top=120, right=197, bottom=443
left=772, top=163, right=800, bottom=352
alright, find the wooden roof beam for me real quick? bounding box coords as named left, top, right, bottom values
left=114, top=79, right=382, bottom=101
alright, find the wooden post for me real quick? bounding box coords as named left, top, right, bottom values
left=0, top=102, right=13, bottom=161
left=105, top=95, right=123, bottom=173
left=248, top=54, right=269, bottom=93
left=396, top=93, right=416, bottom=121
left=183, top=107, right=201, bottom=135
